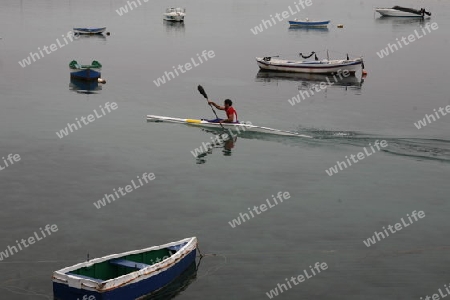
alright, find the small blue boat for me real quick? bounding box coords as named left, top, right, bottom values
left=52, top=237, right=198, bottom=300
left=73, top=27, right=106, bottom=34
left=289, top=19, right=330, bottom=28
left=70, top=69, right=101, bottom=81
left=69, top=60, right=102, bottom=81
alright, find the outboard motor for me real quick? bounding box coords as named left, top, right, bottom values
left=420, top=8, right=432, bottom=17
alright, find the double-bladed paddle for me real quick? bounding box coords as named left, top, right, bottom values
left=197, top=85, right=224, bottom=130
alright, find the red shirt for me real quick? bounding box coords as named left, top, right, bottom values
left=226, top=106, right=238, bottom=122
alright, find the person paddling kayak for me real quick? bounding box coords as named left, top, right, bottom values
left=207, top=99, right=238, bottom=123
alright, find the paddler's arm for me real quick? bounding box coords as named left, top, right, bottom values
left=207, top=100, right=225, bottom=110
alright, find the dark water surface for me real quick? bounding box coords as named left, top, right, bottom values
left=0, top=0, right=449, bottom=299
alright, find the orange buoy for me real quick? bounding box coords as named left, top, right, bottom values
left=362, top=70, right=368, bottom=79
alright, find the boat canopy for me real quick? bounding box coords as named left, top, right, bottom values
left=392, top=6, right=431, bottom=16
left=69, top=60, right=102, bottom=69
left=166, top=8, right=185, bottom=13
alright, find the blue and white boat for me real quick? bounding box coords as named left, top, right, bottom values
left=73, top=27, right=106, bottom=34
left=52, top=237, right=198, bottom=300
left=69, top=60, right=102, bottom=81
left=289, top=18, right=330, bottom=28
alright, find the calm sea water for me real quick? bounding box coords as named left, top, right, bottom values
left=0, top=0, right=449, bottom=299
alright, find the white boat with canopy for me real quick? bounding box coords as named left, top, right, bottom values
left=163, top=8, right=186, bottom=22
left=375, top=6, right=431, bottom=17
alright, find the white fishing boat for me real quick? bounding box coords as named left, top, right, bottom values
left=163, top=8, right=186, bottom=22
left=375, top=6, right=431, bottom=17
left=256, top=52, right=364, bottom=74
left=147, top=115, right=312, bottom=138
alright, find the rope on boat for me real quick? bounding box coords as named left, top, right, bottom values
left=196, top=254, right=228, bottom=280
left=196, top=246, right=221, bottom=258
left=197, top=245, right=204, bottom=258
left=282, top=49, right=362, bottom=60
left=299, top=51, right=316, bottom=59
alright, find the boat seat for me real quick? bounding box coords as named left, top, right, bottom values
left=67, top=273, right=104, bottom=283
left=109, top=259, right=150, bottom=269
left=167, top=242, right=187, bottom=251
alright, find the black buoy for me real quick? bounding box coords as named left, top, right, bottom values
left=106, top=32, right=111, bottom=36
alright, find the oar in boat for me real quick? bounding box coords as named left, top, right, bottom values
left=197, top=85, right=225, bottom=130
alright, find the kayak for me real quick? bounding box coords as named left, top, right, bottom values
left=147, top=115, right=312, bottom=138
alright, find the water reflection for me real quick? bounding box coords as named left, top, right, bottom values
left=255, top=70, right=364, bottom=91
left=288, top=26, right=329, bottom=35
left=374, top=16, right=426, bottom=27
left=140, top=261, right=198, bottom=300
left=195, top=131, right=238, bottom=164
left=73, top=33, right=107, bottom=42
left=69, top=78, right=102, bottom=94
left=147, top=120, right=311, bottom=161
left=164, top=21, right=185, bottom=34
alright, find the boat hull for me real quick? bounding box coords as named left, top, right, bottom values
left=53, top=237, right=197, bottom=300
left=288, top=20, right=330, bottom=27
left=73, top=27, right=106, bottom=34
left=256, top=57, right=362, bottom=74
left=375, top=8, right=423, bottom=17
left=70, top=69, right=101, bottom=81
left=147, top=115, right=312, bottom=138
left=69, top=78, right=102, bottom=93
left=163, top=15, right=185, bottom=22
